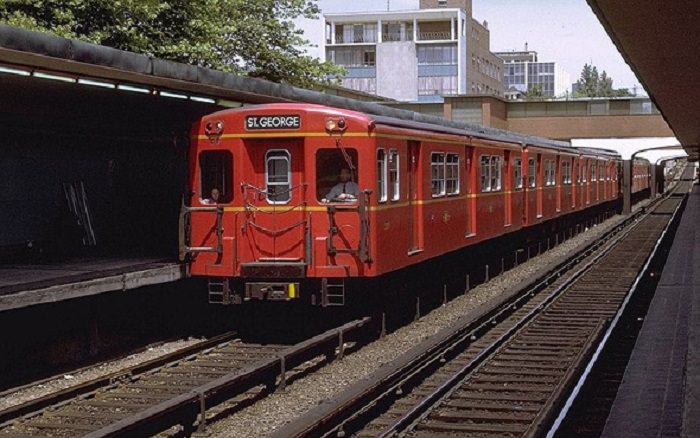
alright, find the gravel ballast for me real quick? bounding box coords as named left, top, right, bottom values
left=207, top=212, right=637, bottom=437
left=0, top=338, right=203, bottom=412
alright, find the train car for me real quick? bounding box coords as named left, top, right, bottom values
left=181, top=103, right=626, bottom=305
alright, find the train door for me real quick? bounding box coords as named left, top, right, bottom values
left=242, top=139, right=307, bottom=263
left=504, top=150, right=512, bottom=226
left=407, top=141, right=423, bottom=252
left=536, top=153, right=543, bottom=218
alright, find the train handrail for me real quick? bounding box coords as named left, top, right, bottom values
left=179, top=203, right=224, bottom=260
left=326, top=190, right=372, bottom=263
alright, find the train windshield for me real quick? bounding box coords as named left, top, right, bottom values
left=200, top=150, right=233, bottom=204
left=316, top=148, right=358, bottom=202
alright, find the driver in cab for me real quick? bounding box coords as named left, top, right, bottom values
left=323, top=168, right=359, bottom=203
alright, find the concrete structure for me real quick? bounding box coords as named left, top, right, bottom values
left=324, top=0, right=503, bottom=102
left=386, top=96, right=675, bottom=140
left=495, top=50, right=571, bottom=98
left=585, top=0, right=700, bottom=161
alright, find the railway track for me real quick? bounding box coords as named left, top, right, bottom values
left=273, top=172, right=691, bottom=438
left=0, top=318, right=371, bottom=437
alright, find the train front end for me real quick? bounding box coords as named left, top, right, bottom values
left=181, top=104, right=375, bottom=305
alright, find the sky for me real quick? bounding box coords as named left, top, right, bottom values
left=297, top=0, right=644, bottom=94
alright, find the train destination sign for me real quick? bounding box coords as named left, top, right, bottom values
left=246, top=115, right=301, bottom=130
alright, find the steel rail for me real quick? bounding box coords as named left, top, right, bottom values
left=0, top=331, right=240, bottom=426
left=545, top=169, right=692, bottom=437
left=270, top=204, right=650, bottom=438
left=82, top=317, right=371, bottom=438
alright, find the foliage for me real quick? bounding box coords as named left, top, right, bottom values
left=0, top=0, right=344, bottom=88
left=523, top=83, right=544, bottom=99
left=574, top=63, right=633, bottom=98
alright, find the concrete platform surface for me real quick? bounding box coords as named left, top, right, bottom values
left=603, top=184, right=700, bottom=438
left=0, top=257, right=183, bottom=312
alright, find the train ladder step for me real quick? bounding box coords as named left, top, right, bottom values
left=322, top=278, right=345, bottom=307
left=208, top=278, right=232, bottom=305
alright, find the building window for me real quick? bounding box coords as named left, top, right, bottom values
left=266, top=150, right=291, bottom=204
left=431, top=152, right=446, bottom=197
left=377, top=149, right=387, bottom=202
left=528, top=158, right=536, bottom=188
left=327, top=47, right=376, bottom=67
left=389, top=150, right=400, bottom=201
left=200, top=150, right=233, bottom=204
left=514, top=158, right=523, bottom=189
left=418, top=76, right=458, bottom=96
left=446, top=153, right=460, bottom=195
left=417, top=44, right=457, bottom=65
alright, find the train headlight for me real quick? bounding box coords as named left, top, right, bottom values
left=325, top=117, right=347, bottom=134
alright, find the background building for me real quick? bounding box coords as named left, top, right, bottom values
left=324, top=0, right=503, bottom=102
left=495, top=50, right=571, bottom=98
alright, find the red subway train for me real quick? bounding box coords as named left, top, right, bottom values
left=180, top=103, right=650, bottom=305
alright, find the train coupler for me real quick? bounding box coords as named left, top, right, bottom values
left=245, top=282, right=300, bottom=301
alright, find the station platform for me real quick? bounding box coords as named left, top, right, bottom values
left=0, top=257, right=183, bottom=312
left=602, top=183, right=700, bottom=438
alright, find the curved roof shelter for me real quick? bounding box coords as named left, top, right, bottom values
left=586, top=0, right=700, bottom=160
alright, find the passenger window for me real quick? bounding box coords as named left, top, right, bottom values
left=316, top=148, right=359, bottom=202
left=528, top=158, right=536, bottom=188
left=480, top=155, right=491, bottom=192
left=490, top=156, right=501, bottom=191
left=591, top=162, right=597, bottom=181
left=446, top=153, right=460, bottom=195
left=266, top=150, right=291, bottom=204
left=389, top=150, right=400, bottom=201
left=514, top=158, right=523, bottom=189
left=377, top=149, right=388, bottom=202
left=200, top=150, right=233, bottom=204
left=431, top=152, right=446, bottom=197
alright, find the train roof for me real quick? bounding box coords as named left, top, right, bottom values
left=2, top=25, right=619, bottom=160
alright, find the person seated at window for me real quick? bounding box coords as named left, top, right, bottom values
left=323, top=168, right=359, bottom=202
left=202, top=188, right=221, bottom=204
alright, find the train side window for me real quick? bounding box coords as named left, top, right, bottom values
left=528, top=158, right=536, bottom=188
left=544, top=160, right=556, bottom=186
left=316, top=148, right=359, bottom=202
left=490, top=156, right=502, bottom=191
left=200, top=150, right=233, bottom=204
left=446, top=153, right=460, bottom=195
left=514, top=158, right=523, bottom=189
left=562, top=159, right=572, bottom=184
left=591, top=162, right=597, bottom=182
left=480, top=155, right=491, bottom=192
left=377, top=149, right=388, bottom=202
left=266, top=150, right=291, bottom=204
left=582, top=161, right=588, bottom=182
left=389, top=149, right=400, bottom=201
left=431, top=152, right=446, bottom=197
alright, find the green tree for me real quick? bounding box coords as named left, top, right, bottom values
left=574, top=63, right=631, bottom=98
left=0, top=0, right=343, bottom=88
left=523, top=83, right=544, bottom=99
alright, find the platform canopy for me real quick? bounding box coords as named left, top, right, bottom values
left=586, top=0, right=700, bottom=161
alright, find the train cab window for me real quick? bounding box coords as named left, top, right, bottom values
left=431, top=152, right=446, bottom=197
left=199, top=150, right=233, bottom=204
left=316, top=148, right=359, bottom=202
left=266, top=150, right=291, bottom=204
left=528, top=158, right=536, bottom=188
left=389, top=150, right=400, bottom=201
left=446, top=153, right=460, bottom=195
left=514, top=158, right=523, bottom=189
